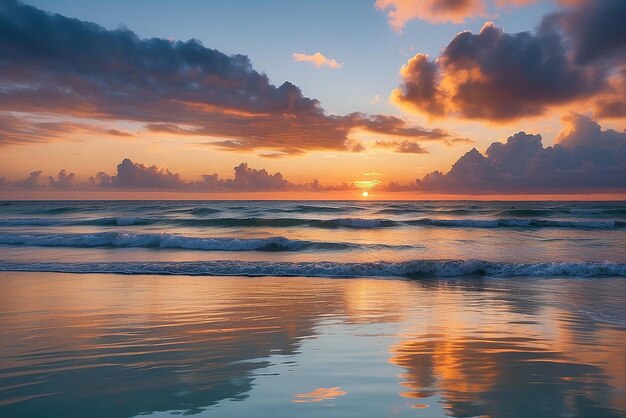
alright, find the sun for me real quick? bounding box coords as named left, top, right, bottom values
left=362, top=191, right=369, bottom=197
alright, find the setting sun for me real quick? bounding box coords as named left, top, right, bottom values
left=362, top=191, right=369, bottom=197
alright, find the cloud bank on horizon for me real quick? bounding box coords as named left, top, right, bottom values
left=389, top=114, right=626, bottom=193
left=1, top=159, right=357, bottom=193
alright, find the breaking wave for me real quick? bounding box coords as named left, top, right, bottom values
left=0, top=260, right=624, bottom=278
left=0, top=232, right=407, bottom=252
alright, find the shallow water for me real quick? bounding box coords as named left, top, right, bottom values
left=0, top=272, right=625, bottom=418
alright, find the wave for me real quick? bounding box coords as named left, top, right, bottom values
left=0, top=231, right=409, bottom=252
left=0, top=216, right=624, bottom=229
left=186, top=207, right=222, bottom=216
left=1, top=260, right=624, bottom=278
left=0, top=216, right=399, bottom=229
left=0, top=217, right=151, bottom=227
left=498, top=209, right=554, bottom=217
left=569, top=208, right=604, bottom=214
left=407, top=218, right=624, bottom=229
left=273, top=204, right=357, bottom=214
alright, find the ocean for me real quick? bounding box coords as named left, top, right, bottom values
left=0, top=200, right=625, bottom=417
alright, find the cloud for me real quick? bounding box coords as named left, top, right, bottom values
left=0, top=1, right=458, bottom=154
left=148, top=112, right=469, bottom=155
left=375, top=0, right=538, bottom=31
left=376, top=0, right=487, bottom=30
left=93, top=159, right=185, bottom=189
left=92, top=159, right=291, bottom=191
left=375, top=140, right=428, bottom=154
left=48, top=169, right=77, bottom=189
left=594, top=69, right=626, bottom=118
left=194, top=163, right=291, bottom=191
left=396, top=114, right=626, bottom=193
left=6, top=158, right=358, bottom=192
left=392, top=0, right=626, bottom=121
left=0, top=114, right=134, bottom=146
left=392, top=22, right=605, bottom=121
left=292, top=52, right=342, bottom=69
left=554, top=0, right=626, bottom=66
left=12, top=168, right=79, bottom=190
left=13, top=170, right=44, bottom=188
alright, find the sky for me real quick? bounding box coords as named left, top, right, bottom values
left=0, top=0, right=625, bottom=199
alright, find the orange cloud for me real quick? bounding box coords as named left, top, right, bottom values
left=292, top=52, right=342, bottom=69
left=375, top=0, right=487, bottom=30
left=391, top=1, right=626, bottom=121
left=392, top=21, right=607, bottom=121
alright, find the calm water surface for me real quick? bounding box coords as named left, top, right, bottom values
left=0, top=273, right=624, bottom=418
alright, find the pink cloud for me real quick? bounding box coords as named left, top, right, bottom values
left=292, top=52, right=342, bottom=69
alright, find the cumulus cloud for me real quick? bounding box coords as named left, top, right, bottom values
left=392, top=0, right=626, bottom=121
left=0, top=1, right=460, bottom=154
left=93, top=159, right=185, bottom=189
left=394, top=114, right=626, bottom=193
left=292, top=52, right=342, bottom=69
left=48, top=169, right=77, bottom=189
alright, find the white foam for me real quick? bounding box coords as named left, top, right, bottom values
left=1, top=260, right=624, bottom=278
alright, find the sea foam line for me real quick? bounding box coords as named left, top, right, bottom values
left=0, top=231, right=407, bottom=251
left=0, top=260, right=624, bottom=278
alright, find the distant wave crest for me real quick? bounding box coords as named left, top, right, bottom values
left=0, top=216, right=623, bottom=229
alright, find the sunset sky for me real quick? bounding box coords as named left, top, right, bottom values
left=1, top=0, right=625, bottom=198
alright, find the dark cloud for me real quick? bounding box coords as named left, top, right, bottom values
left=0, top=1, right=461, bottom=153
left=393, top=0, right=626, bottom=121
left=395, top=114, right=626, bottom=193
left=554, top=0, right=626, bottom=66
